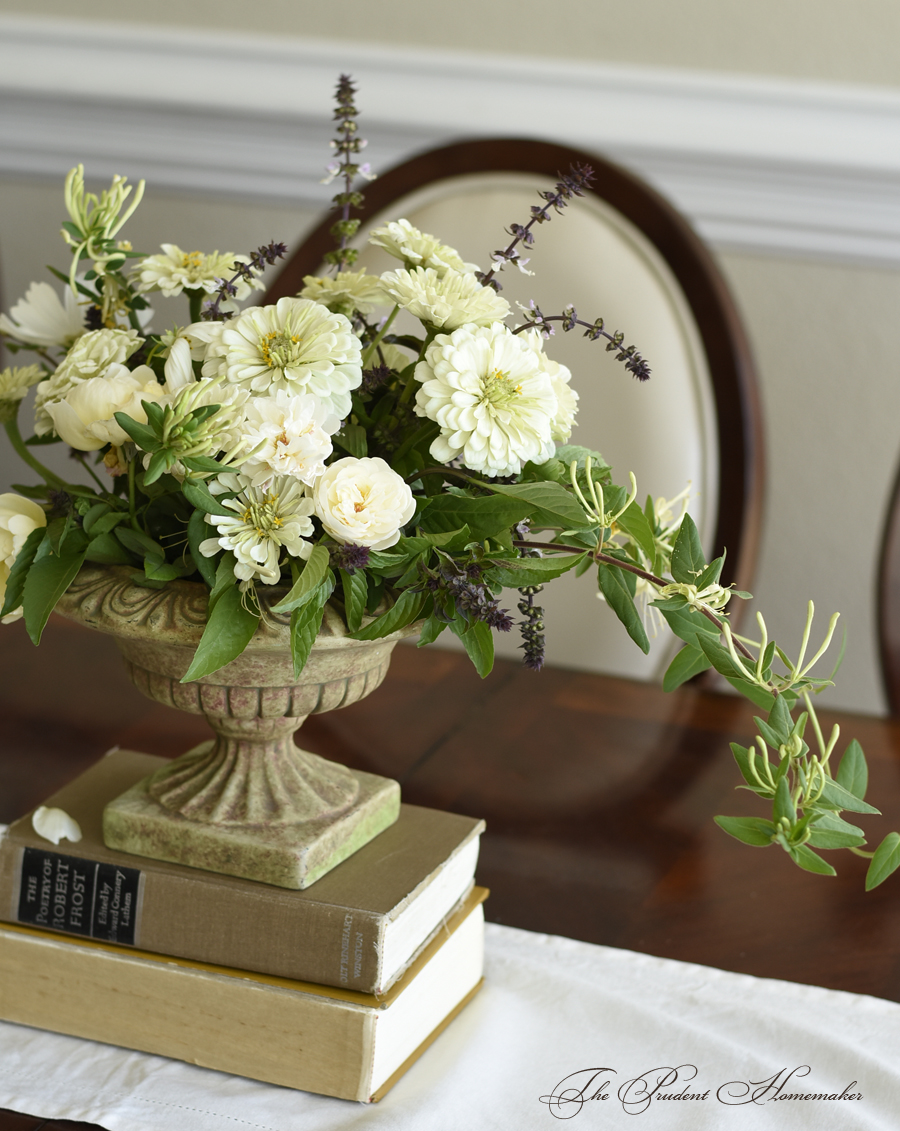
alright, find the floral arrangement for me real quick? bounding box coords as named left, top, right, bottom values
left=0, top=77, right=897, bottom=889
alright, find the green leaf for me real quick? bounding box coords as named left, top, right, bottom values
left=115, top=525, right=165, bottom=559
left=420, top=525, right=474, bottom=552
left=723, top=675, right=775, bottom=712
left=290, top=581, right=332, bottom=679
left=182, top=478, right=235, bottom=518
left=340, top=568, right=368, bottom=634
left=554, top=444, right=611, bottom=480
left=22, top=538, right=88, bottom=645
left=181, top=455, right=225, bottom=475
left=865, top=832, right=900, bottom=890
left=113, top=412, right=160, bottom=452
left=789, top=844, right=836, bottom=876
left=187, top=509, right=218, bottom=587
left=181, top=584, right=259, bottom=682
left=767, top=695, right=794, bottom=745
left=616, top=500, right=657, bottom=564
left=486, top=553, right=585, bottom=588
left=753, top=717, right=785, bottom=752
left=419, top=493, right=532, bottom=540
left=817, top=776, right=880, bottom=816
left=662, top=644, right=711, bottom=691
left=0, top=526, right=46, bottom=619
left=596, top=562, right=650, bottom=654
left=482, top=480, right=590, bottom=530
left=84, top=531, right=134, bottom=565
left=695, top=555, right=724, bottom=591
left=143, top=554, right=189, bottom=582
left=806, top=811, right=866, bottom=849
left=208, top=553, right=236, bottom=613
left=334, top=422, right=368, bottom=458
left=271, top=546, right=331, bottom=613
left=417, top=612, right=446, bottom=647
left=90, top=511, right=128, bottom=537
left=349, top=588, right=426, bottom=641
left=81, top=503, right=110, bottom=537
left=836, top=739, right=868, bottom=800
left=729, top=742, right=772, bottom=794
left=451, top=618, right=494, bottom=678
left=670, top=514, right=706, bottom=584
left=714, top=815, right=776, bottom=847
left=658, top=604, right=718, bottom=650
left=143, top=449, right=173, bottom=485
left=773, top=776, right=796, bottom=823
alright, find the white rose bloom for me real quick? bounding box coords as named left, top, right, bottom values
left=313, top=456, right=416, bottom=551
left=521, top=329, right=579, bottom=442
left=199, top=472, right=315, bottom=585
left=0, top=493, right=47, bottom=625
left=34, top=328, right=143, bottom=435
left=299, top=270, right=389, bottom=316
left=380, top=268, right=509, bottom=331
left=368, top=220, right=479, bottom=275
left=134, top=245, right=264, bottom=300
left=215, top=297, right=363, bottom=419
left=240, top=389, right=338, bottom=488
left=44, top=364, right=165, bottom=451
left=0, top=281, right=85, bottom=350
left=414, top=323, right=558, bottom=477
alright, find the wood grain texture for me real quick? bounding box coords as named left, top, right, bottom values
left=2, top=616, right=900, bottom=1128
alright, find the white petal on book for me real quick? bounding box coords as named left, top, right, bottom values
left=32, top=806, right=82, bottom=846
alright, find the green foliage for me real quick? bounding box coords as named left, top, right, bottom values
left=866, top=833, right=900, bottom=890
left=181, top=583, right=259, bottom=683
left=596, top=562, right=650, bottom=654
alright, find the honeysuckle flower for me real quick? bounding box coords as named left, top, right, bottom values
left=313, top=456, right=416, bottom=550
left=368, top=220, right=478, bottom=275
left=239, top=389, right=338, bottom=488
left=32, top=806, right=82, bottom=845
left=134, top=244, right=264, bottom=300
left=199, top=472, right=315, bottom=585
left=0, top=365, right=44, bottom=423
left=206, top=297, right=363, bottom=419
left=44, top=364, right=164, bottom=451
left=379, top=267, right=509, bottom=331
left=299, top=269, right=389, bottom=316
left=0, top=493, right=47, bottom=625
left=521, top=328, right=579, bottom=442
left=34, top=327, right=142, bottom=435
left=413, top=322, right=558, bottom=477
left=0, top=281, right=86, bottom=350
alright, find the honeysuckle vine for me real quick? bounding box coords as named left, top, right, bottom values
left=0, top=74, right=897, bottom=890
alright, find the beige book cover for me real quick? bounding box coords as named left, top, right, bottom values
left=0, top=887, right=487, bottom=1102
left=0, top=749, right=484, bottom=993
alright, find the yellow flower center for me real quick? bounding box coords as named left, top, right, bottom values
left=481, top=367, right=522, bottom=407
left=241, top=494, right=284, bottom=538
left=259, top=329, right=304, bottom=370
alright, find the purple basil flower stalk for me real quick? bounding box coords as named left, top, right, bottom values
left=330, top=543, right=371, bottom=575
left=323, top=75, right=375, bottom=273
left=202, top=242, right=288, bottom=323
left=424, top=562, right=513, bottom=633
left=517, top=585, right=546, bottom=671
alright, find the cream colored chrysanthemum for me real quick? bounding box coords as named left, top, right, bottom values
left=134, top=244, right=264, bottom=300
left=0, top=365, right=44, bottom=418
left=198, top=472, right=315, bottom=585
left=299, top=270, right=389, bottom=316
left=211, top=297, right=363, bottom=419
left=380, top=268, right=509, bottom=331
left=368, top=220, right=478, bottom=276
left=414, top=322, right=558, bottom=477
left=520, top=329, right=579, bottom=442
left=34, top=328, right=142, bottom=435
left=239, top=389, right=338, bottom=488
left=0, top=282, right=85, bottom=350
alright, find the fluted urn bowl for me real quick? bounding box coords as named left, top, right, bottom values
left=55, top=565, right=411, bottom=888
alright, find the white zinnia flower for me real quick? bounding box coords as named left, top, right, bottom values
left=0, top=493, right=47, bottom=625
left=0, top=281, right=85, bottom=350
left=240, top=390, right=338, bottom=488
left=209, top=297, right=363, bottom=419
left=0, top=365, right=44, bottom=421
left=313, top=457, right=416, bottom=551
left=520, top=329, right=579, bottom=442
left=414, top=323, right=558, bottom=477
left=368, top=220, right=478, bottom=275
left=134, top=245, right=264, bottom=300
left=299, top=270, right=389, bottom=316
left=380, top=268, right=509, bottom=331
left=199, top=472, right=315, bottom=585
left=34, top=328, right=142, bottom=435
left=44, top=364, right=164, bottom=451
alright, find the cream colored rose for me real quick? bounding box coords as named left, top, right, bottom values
left=44, top=364, right=164, bottom=450
left=0, top=493, right=47, bottom=624
left=313, top=457, right=416, bottom=550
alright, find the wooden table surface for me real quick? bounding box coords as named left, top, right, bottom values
left=2, top=616, right=900, bottom=1129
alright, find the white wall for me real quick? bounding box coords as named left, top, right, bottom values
left=1, top=4, right=898, bottom=714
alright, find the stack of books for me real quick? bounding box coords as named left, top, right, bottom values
left=0, top=750, right=486, bottom=1102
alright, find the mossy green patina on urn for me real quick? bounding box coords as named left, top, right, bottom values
left=55, top=565, right=409, bottom=888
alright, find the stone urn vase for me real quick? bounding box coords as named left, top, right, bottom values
left=55, top=565, right=412, bottom=889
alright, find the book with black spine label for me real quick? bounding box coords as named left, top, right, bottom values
left=0, top=886, right=487, bottom=1103
left=0, top=749, right=484, bottom=994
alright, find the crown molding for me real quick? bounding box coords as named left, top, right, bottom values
left=2, top=14, right=900, bottom=267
